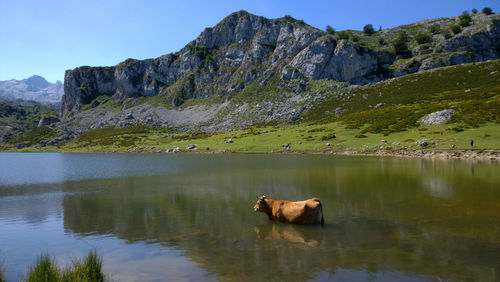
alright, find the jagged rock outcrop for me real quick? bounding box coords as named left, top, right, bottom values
left=390, top=13, right=500, bottom=77
left=61, top=10, right=500, bottom=131
left=62, top=11, right=396, bottom=118
left=38, top=115, right=60, bottom=127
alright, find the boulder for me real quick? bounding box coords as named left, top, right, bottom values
left=186, top=144, right=197, bottom=149
left=419, top=109, right=455, bottom=125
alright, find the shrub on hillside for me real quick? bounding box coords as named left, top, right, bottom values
left=326, top=25, right=335, bottom=35
left=482, top=7, right=493, bottom=15
left=321, top=132, right=336, bottom=140
left=442, top=29, right=452, bottom=39
left=428, top=23, right=441, bottom=34
left=336, top=30, right=350, bottom=40
left=363, top=24, right=375, bottom=35
left=471, top=8, right=478, bottom=14
left=415, top=32, right=432, bottom=44
left=449, top=23, right=462, bottom=34
left=393, top=31, right=409, bottom=55
left=458, top=11, right=472, bottom=27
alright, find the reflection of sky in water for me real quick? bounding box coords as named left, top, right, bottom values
left=311, top=269, right=428, bottom=281
left=423, top=177, right=453, bottom=199
left=1, top=153, right=499, bottom=281
left=0, top=216, right=213, bottom=282
left=0, top=153, right=191, bottom=186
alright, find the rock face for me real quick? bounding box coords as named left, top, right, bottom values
left=61, top=10, right=500, bottom=131
left=38, top=115, right=60, bottom=127
left=389, top=13, right=500, bottom=77
left=62, top=11, right=396, bottom=118
left=419, top=109, right=455, bottom=125
left=0, top=75, right=63, bottom=104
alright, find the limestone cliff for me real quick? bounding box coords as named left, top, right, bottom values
left=61, top=10, right=500, bottom=131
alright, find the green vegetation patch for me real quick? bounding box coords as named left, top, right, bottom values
left=0, top=101, right=59, bottom=136
left=157, top=72, right=195, bottom=107
left=117, top=58, right=141, bottom=71
left=7, top=126, right=58, bottom=146
left=76, top=124, right=151, bottom=147
left=259, top=42, right=276, bottom=49
left=26, top=251, right=104, bottom=282
left=305, top=60, right=500, bottom=135
left=341, top=104, right=439, bottom=135
left=193, top=46, right=216, bottom=66
left=27, top=254, right=60, bottom=282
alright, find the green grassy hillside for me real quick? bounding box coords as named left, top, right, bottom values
left=0, top=101, right=59, bottom=144
left=5, top=60, right=499, bottom=154
left=305, top=60, right=500, bottom=133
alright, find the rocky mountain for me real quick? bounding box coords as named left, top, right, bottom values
left=0, top=75, right=63, bottom=104
left=61, top=10, right=499, bottom=133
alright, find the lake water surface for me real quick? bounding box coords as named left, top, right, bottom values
left=1, top=153, right=499, bottom=281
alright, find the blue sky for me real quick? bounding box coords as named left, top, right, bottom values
left=1, top=0, right=498, bottom=83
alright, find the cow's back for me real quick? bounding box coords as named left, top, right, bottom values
left=278, top=198, right=323, bottom=224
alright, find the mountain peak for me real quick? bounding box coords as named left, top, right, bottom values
left=0, top=75, right=63, bottom=104
left=25, top=75, right=49, bottom=88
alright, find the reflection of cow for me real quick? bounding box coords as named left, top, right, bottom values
left=254, top=224, right=320, bottom=247
left=253, top=195, right=324, bottom=225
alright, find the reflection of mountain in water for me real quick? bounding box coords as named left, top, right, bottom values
left=60, top=162, right=500, bottom=282
left=0, top=183, right=63, bottom=225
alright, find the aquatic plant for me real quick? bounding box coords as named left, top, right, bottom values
left=26, top=254, right=60, bottom=282
left=61, top=250, right=103, bottom=282
left=25, top=251, right=104, bottom=282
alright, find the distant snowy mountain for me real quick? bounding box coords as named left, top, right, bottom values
left=0, top=75, right=63, bottom=104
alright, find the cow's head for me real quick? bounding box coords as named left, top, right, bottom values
left=253, top=195, right=268, bottom=212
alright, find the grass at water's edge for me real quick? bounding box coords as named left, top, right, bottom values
left=7, top=121, right=500, bottom=161
left=24, top=250, right=104, bottom=282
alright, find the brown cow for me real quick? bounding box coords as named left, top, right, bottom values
left=253, top=195, right=324, bottom=225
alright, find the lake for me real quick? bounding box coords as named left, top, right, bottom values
left=1, top=153, right=499, bottom=281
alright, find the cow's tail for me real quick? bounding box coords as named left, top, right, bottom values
left=319, top=200, right=324, bottom=225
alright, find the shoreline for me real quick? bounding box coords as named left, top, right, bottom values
left=4, top=148, right=500, bottom=162
left=325, top=149, right=500, bottom=162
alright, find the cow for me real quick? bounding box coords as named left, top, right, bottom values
left=253, top=195, right=324, bottom=225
